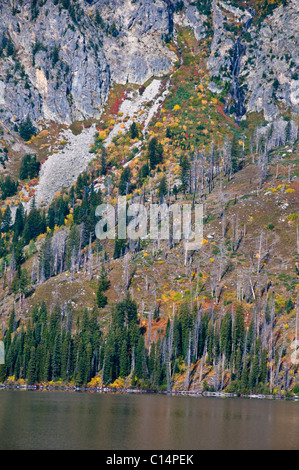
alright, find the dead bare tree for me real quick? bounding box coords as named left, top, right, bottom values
left=185, top=331, right=192, bottom=391
left=88, top=233, right=93, bottom=280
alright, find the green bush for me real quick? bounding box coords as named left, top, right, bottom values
left=19, top=116, right=36, bottom=141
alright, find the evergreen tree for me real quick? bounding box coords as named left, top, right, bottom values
left=241, top=357, right=249, bottom=392
left=14, top=239, right=25, bottom=267
left=103, top=329, right=116, bottom=384
left=95, top=9, right=104, bottom=27
left=173, top=314, right=182, bottom=357
left=135, top=335, right=146, bottom=380
left=97, top=281, right=108, bottom=308
left=13, top=203, right=25, bottom=240
left=198, top=313, right=209, bottom=358
left=148, top=137, right=163, bottom=169
left=0, top=364, right=6, bottom=383
left=179, top=154, right=191, bottom=193
left=119, top=167, right=132, bottom=196
left=49, top=303, right=61, bottom=343
left=97, top=290, right=108, bottom=308
left=61, top=331, right=71, bottom=381
left=0, top=176, right=18, bottom=200
left=138, top=163, right=150, bottom=186
left=249, top=353, right=260, bottom=391
left=119, top=336, right=129, bottom=378
left=100, top=149, right=107, bottom=176
left=39, top=234, right=53, bottom=280
left=129, top=121, right=139, bottom=140
left=11, top=267, right=29, bottom=295
left=51, top=331, right=62, bottom=381
left=19, top=154, right=40, bottom=180
left=180, top=302, right=194, bottom=361
left=114, top=294, right=138, bottom=328
left=260, top=348, right=268, bottom=385
left=1, top=205, right=12, bottom=232
left=43, top=350, right=51, bottom=382
left=98, top=269, right=110, bottom=292
left=5, top=309, right=16, bottom=350
left=220, top=311, right=232, bottom=365
left=158, top=175, right=168, bottom=201
left=76, top=338, right=91, bottom=386
left=235, top=347, right=243, bottom=380
left=113, top=238, right=127, bottom=259
left=19, top=115, right=36, bottom=141
left=27, top=347, right=37, bottom=385
left=85, top=341, right=93, bottom=383
left=23, top=208, right=44, bottom=243
left=233, top=305, right=245, bottom=363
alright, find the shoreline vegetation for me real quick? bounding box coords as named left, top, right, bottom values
left=2, top=299, right=299, bottom=399
left=1, top=383, right=298, bottom=401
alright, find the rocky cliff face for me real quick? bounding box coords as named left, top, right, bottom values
left=0, top=0, right=298, bottom=129
left=204, top=0, right=299, bottom=121
left=0, top=0, right=176, bottom=126
left=99, top=0, right=177, bottom=85
left=244, top=0, right=299, bottom=120
left=0, top=0, right=110, bottom=125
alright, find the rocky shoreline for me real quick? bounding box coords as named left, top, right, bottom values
left=1, top=383, right=298, bottom=401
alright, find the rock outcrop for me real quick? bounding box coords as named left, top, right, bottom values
left=0, top=0, right=298, bottom=129
left=204, top=0, right=299, bottom=122
left=0, top=0, right=177, bottom=127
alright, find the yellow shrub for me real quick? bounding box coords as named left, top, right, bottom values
left=109, top=377, right=125, bottom=389
left=87, top=376, right=103, bottom=388
left=98, top=130, right=107, bottom=140
left=38, top=130, right=49, bottom=138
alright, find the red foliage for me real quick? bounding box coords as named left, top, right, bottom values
left=215, top=104, right=240, bottom=128
left=109, top=92, right=126, bottom=115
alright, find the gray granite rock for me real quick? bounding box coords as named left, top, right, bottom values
left=0, top=0, right=298, bottom=129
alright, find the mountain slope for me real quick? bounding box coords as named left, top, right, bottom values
left=0, top=0, right=299, bottom=396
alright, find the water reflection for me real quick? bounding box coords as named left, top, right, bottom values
left=0, top=391, right=298, bottom=450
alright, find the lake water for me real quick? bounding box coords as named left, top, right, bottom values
left=0, top=390, right=298, bottom=450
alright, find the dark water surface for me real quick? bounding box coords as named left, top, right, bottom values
left=0, top=390, right=298, bottom=450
